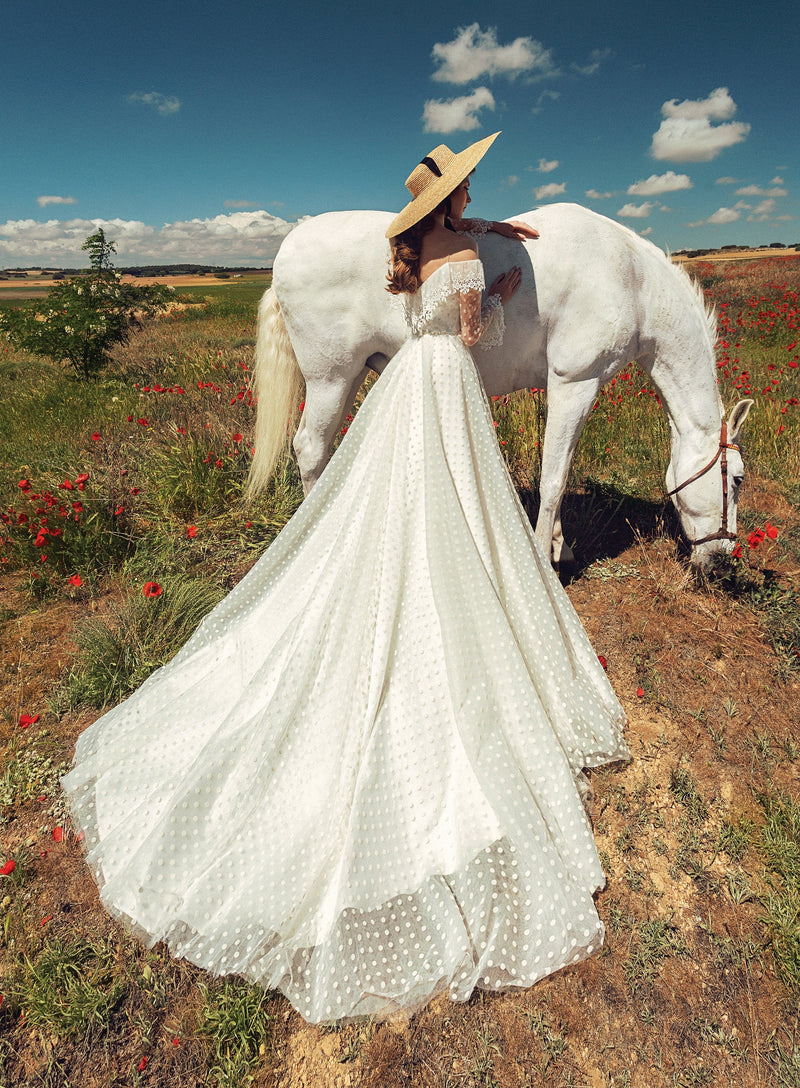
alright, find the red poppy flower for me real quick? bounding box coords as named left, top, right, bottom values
left=137, top=1057, right=149, bottom=1072
left=58, top=479, right=74, bottom=490
left=19, top=713, right=39, bottom=728
left=142, top=582, right=163, bottom=598
left=597, top=655, right=608, bottom=670
left=113, top=506, right=125, bottom=516
left=40, top=915, right=52, bottom=926
left=636, top=687, right=644, bottom=698
left=747, top=529, right=766, bottom=549
left=18, top=479, right=31, bottom=492
left=52, top=827, right=64, bottom=842
left=68, top=574, right=83, bottom=587
left=34, top=529, right=48, bottom=547
left=75, top=473, right=89, bottom=491
left=231, top=432, right=243, bottom=442
left=732, top=544, right=743, bottom=558
left=1, top=859, right=15, bottom=876
left=137, top=418, right=148, bottom=427
left=766, top=522, right=778, bottom=540
left=186, top=525, right=198, bottom=538
left=91, top=432, right=101, bottom=441
left=172, top=1037, right=180, bottom=1047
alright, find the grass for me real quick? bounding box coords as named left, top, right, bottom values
left=0, top=257, right=799, bottom=1087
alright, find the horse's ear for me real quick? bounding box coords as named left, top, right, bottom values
left=727, top=398, right=754, bottom=443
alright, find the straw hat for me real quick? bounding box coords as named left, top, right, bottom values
left=385, top=132, right=501, bottom=239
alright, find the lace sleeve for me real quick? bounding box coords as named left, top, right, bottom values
left=459, top=290, right=505, bottom=349
left=453, top=217, right=491, bottom=237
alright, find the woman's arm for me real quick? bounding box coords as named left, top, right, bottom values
left=459, top=267, right=522, bottom=348
left=449, top=217, right=539, bottom=240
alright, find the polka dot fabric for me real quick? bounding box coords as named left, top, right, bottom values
left=63, top=258, right=629, bottom=1024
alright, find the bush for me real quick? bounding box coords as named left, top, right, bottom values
left=0, top=230, right=174, bottom=379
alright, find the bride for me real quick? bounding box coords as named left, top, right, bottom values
left=63, top=131, right=629, bottom=1024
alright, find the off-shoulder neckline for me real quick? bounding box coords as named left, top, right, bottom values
left=418, top=257, right=483, bottom=290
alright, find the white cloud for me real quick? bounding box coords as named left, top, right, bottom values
left=627, top=171, right=692, bottom=196
left=571, top=48, right=612, bottom=76
left=224, top=200, right=259, bottom=208
left=37, top=195, right=77, bottom=208
left=500, top=175, right=519, bottom=189
left=422, top=86, right=495, bottom=133
left=535, top=181, right=566, bottom=201
left=127, top=91, right=181, bottom=116
left=617, top=202, right=656, bottom=218
left=586, top=189, right=613, bottom=200
left=735, top=184, right=787, bottom=197
left=0, top=210, right=297, bottom=267
left=650, top=87, right=750, bottom=162
left=538, top=158, right=559, bottom=173
left=771, top=176, right=784, bottom=185
left=431, top=24, right=557, bottom=84
left=688, top=207, right=742, bottom=227
left=715, top=176, right=739, bottom=185
left=639, top=227, right=653, bottom=237
left=533, top=89, right=560, bottom=113
left=748, top=198, right=777, bottom=221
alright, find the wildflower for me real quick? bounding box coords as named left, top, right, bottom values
left=636, top=687, right=644, bottom=698
left=52, top=827, right=64, bottom=842
left=766, top=522, right=778, bottom=540
left=91, top=432, right=101, bottom=441
left=137, top=418, right=148, bottom=427
left=19, top=713, right=39, bottom=728
left=75, top=473, right=89, bottom=490
left=187, top=525, right=198, bottom=538
left=1, top=859, right=15, bottom=875
left=142, top=582, right=163, bottom=598
left=732, top=544, right=743, bottom=558
left=137, top=1057, right=149, bottom=1072
left=40, top=915, right=53, bottom=926
left=68, top=574, right=83, bottom=587
left=747, top=529, right=766, bottom=549
left=113, top=506, right=125, bottom=516
left=597, top=655, right=608, bottom=670
left=58, top=479, right=74, bottom=490
left=232, top=432, right=243, bottom=442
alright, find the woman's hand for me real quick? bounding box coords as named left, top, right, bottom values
left=491, top=220, right=539, bottom=240
left=488, top=267, right=522, bottom=305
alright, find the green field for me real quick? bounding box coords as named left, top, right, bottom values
left=0, top=260, right=798, bottom=1087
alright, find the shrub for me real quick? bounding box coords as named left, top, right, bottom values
left=0, top=229, right=174, bottom=379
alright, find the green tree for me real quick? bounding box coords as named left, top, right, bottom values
left=81, top=228, right=117, bottom=275
left=0, top=232, right=174, bottom=379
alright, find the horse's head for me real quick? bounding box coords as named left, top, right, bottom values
left=666, top=398, right=754, bottom=568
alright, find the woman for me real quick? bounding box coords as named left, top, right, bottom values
left=63, top=132, right=629, bottom=1024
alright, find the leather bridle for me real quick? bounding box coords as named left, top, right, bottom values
left=667, top=420, right=740, bottom=546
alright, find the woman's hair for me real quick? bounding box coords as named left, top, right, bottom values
left=386, top=195, right=451, bottom=295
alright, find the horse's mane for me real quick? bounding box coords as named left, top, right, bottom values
left=666, top=250, right=718, bottom=349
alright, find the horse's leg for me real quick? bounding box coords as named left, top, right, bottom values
left=535, top=375, right=601, bottom=565
left=293, top=369, right=367, bottom=494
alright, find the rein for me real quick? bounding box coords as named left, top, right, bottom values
left=667, top=420, right=741, bottom=546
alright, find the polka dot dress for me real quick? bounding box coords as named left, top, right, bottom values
left=63, top=259, right=629, bottom=1024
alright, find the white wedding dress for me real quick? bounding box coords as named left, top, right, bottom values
left=63, top=259, right=629, bottom=1024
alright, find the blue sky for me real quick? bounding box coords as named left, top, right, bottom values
left=2, top=0, right=798, bottom=267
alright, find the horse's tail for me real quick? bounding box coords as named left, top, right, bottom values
left=247, top=286, right=304, bottom=497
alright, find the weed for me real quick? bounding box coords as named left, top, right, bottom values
left=669, top=766, right=709, bottom=822
left=624, top=917, right=688, bottom=989
left=757, top=790, right=800, bottom=988
left=8, top=936, right=126, bottom=1035
left=196, top=978, right=273, bottom=1087
left=60, top=576, right=224, bottom=709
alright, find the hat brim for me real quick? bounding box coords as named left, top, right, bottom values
left=385, top=132, right=500, bottom=239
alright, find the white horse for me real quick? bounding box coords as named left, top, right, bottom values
left=249, top=203, right=753, bottom=568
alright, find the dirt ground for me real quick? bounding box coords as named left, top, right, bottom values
left=1, top=467, right=798, bottom=1087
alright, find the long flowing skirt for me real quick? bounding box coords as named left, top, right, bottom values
left=63, top=331, right=629, bottom=1023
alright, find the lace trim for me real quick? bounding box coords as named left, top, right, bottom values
left=403, top=260, right=485, bottom=335
left=474, top=294, right=504, bottom=350
left=456, top=218, right=491, bottom=237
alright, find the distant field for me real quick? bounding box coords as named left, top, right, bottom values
left=0, top=270, right=272, bottom=301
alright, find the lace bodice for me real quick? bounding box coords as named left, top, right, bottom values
left=402, top=259, right=504, bottom=349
